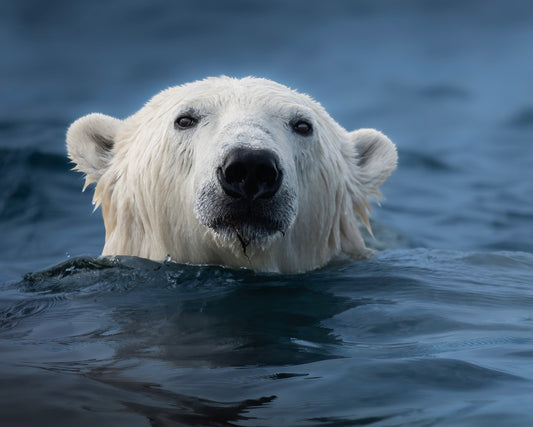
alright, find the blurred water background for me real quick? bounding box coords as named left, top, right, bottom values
left=1, top=0, right=533, bottom=425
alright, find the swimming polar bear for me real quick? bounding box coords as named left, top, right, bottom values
left=67, top=76, right=397, bottom=273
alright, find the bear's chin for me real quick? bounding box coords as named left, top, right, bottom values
left=206, top=216, right=285, bottom=255
left=193, top=183, right=297, bottom=256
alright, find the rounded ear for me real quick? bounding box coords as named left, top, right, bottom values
left=66, top=113, right=122, bottom=187
left=348, top=128, right=398, bottom=194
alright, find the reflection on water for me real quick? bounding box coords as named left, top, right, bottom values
left=17, top=256, right=357, bottom=367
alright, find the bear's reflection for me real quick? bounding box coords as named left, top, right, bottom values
left=111, top=265, right=356, bottom=367
left=22, top=255, right=357, bottom=367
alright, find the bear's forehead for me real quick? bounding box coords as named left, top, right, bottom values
left=150, top=77, right=320, bottom=115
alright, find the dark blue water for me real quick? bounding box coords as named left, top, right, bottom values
left=1, top=1, right=533, bottom=425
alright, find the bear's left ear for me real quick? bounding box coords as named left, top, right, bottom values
left=347, top=128, right=398, bottom=194
left=66, top=113, right=122, bottom=187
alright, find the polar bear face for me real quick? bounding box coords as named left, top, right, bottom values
left=67, top=77, right=397, bottom=273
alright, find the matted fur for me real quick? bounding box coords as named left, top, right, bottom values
left=67, top=77, right=397, bottom=273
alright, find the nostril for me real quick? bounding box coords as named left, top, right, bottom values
left=224, top=162, right=247, bottom=184
left=256, top=163, right=278, bottom=186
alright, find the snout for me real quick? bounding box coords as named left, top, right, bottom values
left=194, top=146, right=296, bottom=250
left=217, top=148, right=282, bottom=200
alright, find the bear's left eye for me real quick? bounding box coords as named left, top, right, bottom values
left=174, top=115, right=198, bottom=129
left=291, top=119, right=313, bottom=136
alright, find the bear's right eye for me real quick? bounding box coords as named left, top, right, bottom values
left=174, top=115, right=198, bottom=129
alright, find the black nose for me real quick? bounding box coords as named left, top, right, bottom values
left=217, top=148, right=282, bottom=200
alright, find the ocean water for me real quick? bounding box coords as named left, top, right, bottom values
left=1, top=0, right=533, bottom=425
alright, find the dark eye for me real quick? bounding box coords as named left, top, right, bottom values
left=174, top=115, right=198, bottom=129
left=291, top=119, right=313, bottom=136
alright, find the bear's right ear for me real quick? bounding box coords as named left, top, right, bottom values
left=66, top=113, right=122, bottom=187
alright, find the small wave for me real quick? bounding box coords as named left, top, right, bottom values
left=0, top=117, right=67, bottom=147
left=349, top=335, right=533, bottom=359
left=417, top=83, right=470, bottom=101
left=507, top=107, right=533, bottom=128
left=86, top=367, right=277, bottom=427
left=398, top=149, right=455, bottom=172
left=0, top=148, right=69, bottom=172
left=461, top=251, right=533, bottom=269
left=0, top=148, right=73, bottom=223
left=370, top=358, right=522, bottom=389
left=0, top=294, right=65, bottom=331
left=19, top=255, right=246, bottom=296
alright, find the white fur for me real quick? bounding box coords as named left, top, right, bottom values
left=67, top=76, right=397, bottom=273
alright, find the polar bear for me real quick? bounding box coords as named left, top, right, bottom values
left=67, top=76, right=397, bottom=273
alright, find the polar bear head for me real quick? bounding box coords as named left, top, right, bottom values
left=67, top=76, right=397, bottom=273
